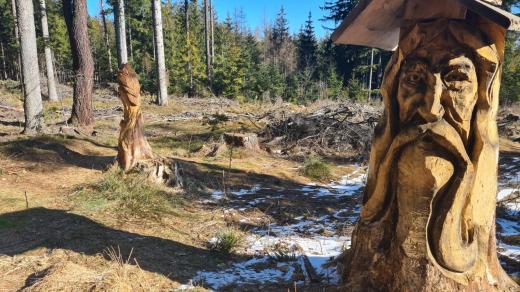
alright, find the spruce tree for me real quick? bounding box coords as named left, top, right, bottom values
left=296, top=12, right=317, bottom=71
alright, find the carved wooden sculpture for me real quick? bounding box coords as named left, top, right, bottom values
left=332, top=0, right=520, bottom=291
left=117, top=64, right=154, bottom=171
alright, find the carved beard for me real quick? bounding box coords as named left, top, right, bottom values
left=393, top=53, right=481, bottom=272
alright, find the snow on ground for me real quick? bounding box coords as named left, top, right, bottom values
left=184, top=166, right=367, bottom=290
left=180, top=157, right=520, bottom=291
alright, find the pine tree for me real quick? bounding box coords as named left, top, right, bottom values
left=62, top=0, right=94, bottom=126
left=16, top=0, right=44, bottom=134
left=296, top=12, right=317, bottom=71
left=271, top=6, right=289, bottom=55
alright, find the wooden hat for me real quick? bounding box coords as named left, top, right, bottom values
left=331, top=0, right=520, bottom=50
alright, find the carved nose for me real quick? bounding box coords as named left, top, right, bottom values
left=418, top=72, right=444, bottom=123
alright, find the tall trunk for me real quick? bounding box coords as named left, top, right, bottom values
left=114, top=0, right=127, bottom=66
left=377, top=51, right=382, bottom=101
left=100, top=0, right=113, bottom=75
left=16, top=0, right=44, bottom=134
left=39, top=0, right=59, bottom=101
left=367, top=48, right=374, bottom=101
left=185, top=0, right=193, bottom=96
left=0, top=42, right=7, bottom=80
left=203, top=0, right=211, bottom=83
left=152, top=0, right=168, bottom=105
left=11, top=0, right=22, bottom=82
left=127, top=6, right=133, bottom=62
left=62, top=0, right=94, bottom=126
left=210, top=0, right=214, bottom=64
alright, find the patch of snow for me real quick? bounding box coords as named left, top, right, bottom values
left=498, top=243, right=520, bottom=260
left=192, top=256, right=295, bottom=290
left=497, top=218, right=520, bottom=236
left=211, top=191, right=225, bottom=201
left=231, top=185, right=261, bottom=197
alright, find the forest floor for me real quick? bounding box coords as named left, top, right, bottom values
left=0, top=81, right=518, bottom=291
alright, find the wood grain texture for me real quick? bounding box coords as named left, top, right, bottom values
left=117, top=64, right=153, bottom=172
left=340, top=19, right=519, bottom=291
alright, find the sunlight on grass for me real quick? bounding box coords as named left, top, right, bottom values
left=208, top=229, right=244, bottom=254
left=301, top=156, right=332, bottom=181
left=72, top=169, right=182, bottom=219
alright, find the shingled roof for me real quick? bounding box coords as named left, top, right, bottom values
left=331, top=0, right=520, bottom=50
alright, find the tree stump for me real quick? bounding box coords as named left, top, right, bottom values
left=336, top=18, right=519, bottom=292
left=116, top=64, right=154, bottom=172
left=222, top=132, right=260, bottom=150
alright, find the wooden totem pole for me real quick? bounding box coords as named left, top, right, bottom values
left=117, top=64, right=154, bottom=171
left=332, top=0, right=520, bottom=291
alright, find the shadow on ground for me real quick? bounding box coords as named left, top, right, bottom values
left=0, top=207, right=241, bottom=283
left=0, top=136, right=114, bottom=170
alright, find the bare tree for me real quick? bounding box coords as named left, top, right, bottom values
left=203, top=0, right=211, bottom=83
left=11, top=0, right=22, bottom=82
left=0, top=42, right=7, bottom=80
left=39, top=0, right=59, bottom=101
left=100, top=0, right=113, bottom=75
left=152, top=0, right=168, bottom=105
left=185, top=0, right=193, bottom=96
left=62, top=0, right=94, bottom=126
left=210, top=0, right=214, bottom=64
left=114, top=0, right=127, bottom=66
left=16, top=0, right=44, bottom=134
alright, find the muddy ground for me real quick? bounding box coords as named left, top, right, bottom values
left=0, top=81, right=519, bottom=291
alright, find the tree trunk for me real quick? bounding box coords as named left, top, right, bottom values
left=204, top=0, right=211, bottom=83
left=114, top=0, right=127, bottom=67
left=39, top=0, right=59, bottom=101
left=210, top=0, right=214, bottom=64
left=62, top=0, right=94, bottom=126
left=100, top=0, right=113, bottom=76
left=116, top=64, right=153, bottom=171
left=152, top=0, right=168, bottom=105
left=341, top=19, right=519, bottom=292
left=367, top=48, right=374, bottom=101
left=185, top=0, right=193, bottom=96
left=11, top=0, right=22, bottom=82
left=0, top=42, right=7, bottom=80
left=16, top=0, right=44, bottom=134
left=127, top=6, right=133, bottom=63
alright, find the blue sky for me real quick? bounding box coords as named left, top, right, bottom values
left=86, top=0, right=335, bottom=38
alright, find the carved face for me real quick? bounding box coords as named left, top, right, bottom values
left=396, top=41, right=478, bottom=142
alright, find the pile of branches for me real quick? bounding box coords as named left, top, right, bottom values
left=261, top=102, right=381, bottom=157
left=498, top=109, right=520, bottom=142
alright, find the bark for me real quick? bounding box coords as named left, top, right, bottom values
left=114, top=0, right=127, bottom=67
left=62, top=0, right=94, bottom=126
left=152, top=0, right=168, bottom=105
left=11, top=0, right=22, bottom=82
left=204, top=0, right=211, bottom=82
left=185, top=0, right=193, bottom=96
left=367, top=48, right=374, bottom=101
left=100, top=0, right=113, bottom=75
left=16, top=0, right=44, bottom=134
left=341, top=19, right=519, bottom=292
left=0, top=42, right=7, bottom=80
left=210, top=0, right=214, bottom=64
left=117, top=64, right=153, bottom=171
left=127, top=7, right=133, bottom=63
left=39, top=0, right=59, bottom=101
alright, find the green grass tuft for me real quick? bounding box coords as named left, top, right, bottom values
left=208, top=229, right=243, bottom=254
left=301, top=156, right=332, bottom=181
left=72, top=170, right=181, bottom=219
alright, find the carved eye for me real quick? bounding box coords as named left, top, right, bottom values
left=405, top=72, right=423, bottom=85
left=444, top=71, right=469, bottom=82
